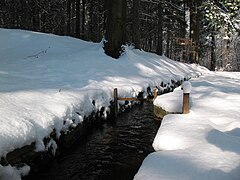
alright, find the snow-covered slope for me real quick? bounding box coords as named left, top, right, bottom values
left=0, top=28, right=207, bottom=178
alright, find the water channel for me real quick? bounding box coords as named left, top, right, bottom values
left=25, top=103, right=161, bottom=180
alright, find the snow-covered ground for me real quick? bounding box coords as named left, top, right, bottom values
left=0, top=28, right=206, bottom=179
left=134, top=72, right=240, bottom=180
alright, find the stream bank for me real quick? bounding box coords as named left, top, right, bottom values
left=1, top=79, right=183, bottom=179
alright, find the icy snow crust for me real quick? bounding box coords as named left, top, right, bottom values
left=135, top=72, right=240, bottom=180
left=0, top=28, right=207, bottom=178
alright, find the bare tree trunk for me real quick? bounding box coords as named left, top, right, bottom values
left=89, top=1, right=93, bottom=41
left=132, top=0, right=140, bottom=49
left=189, top=0, right=199, bottom=63
left=210, top=33, right=216, bottom=71
left=75, top=0, right=80, bottom=38
left=157, top=2, right=163, bottom=55
left=67, top=0, right=71, bottom=36
left=166, top=31, right=170, bottom=57
left=104, top=0, right=127, bottom=58
left=32, top=1, right=40, bottom=31
left=81, top=0, right=85, bottom=39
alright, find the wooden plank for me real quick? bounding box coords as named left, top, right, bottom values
left=117, top=97, right=147, bottom=102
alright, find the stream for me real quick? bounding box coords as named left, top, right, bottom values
left=25, top=103, right=161, bottom=180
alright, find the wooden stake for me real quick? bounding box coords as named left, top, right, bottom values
left=153, top=88, right=158, bottom=100
left=113, top=88, right=118, bottom=117
left=182, top=93, right=190, bottom=114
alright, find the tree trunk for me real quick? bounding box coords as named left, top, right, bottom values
left=89, top=1, right=93, bottom=41
left=210, top=33, right=216, bottom=71
left=67, top=0, right=71, bottom=36
left=104, top=0, right=127, bottom=59
left=132, top=0, right=140, bottom=49
left=189, top=0, right=199, bottom=63
left=75, top=0, right=80, bottom=38
left=32, top=1, right=40, bottom=31
left=157, top=2, right=163, bottom=55
left=81, top=0, right=85, bottom=39
left=166, top=31, right=170, bottom=57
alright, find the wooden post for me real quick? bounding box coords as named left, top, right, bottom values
left=113, top=88, right=118, bottom=117
left=153, top=88, right=158, bottom=100
left=182, top=93, right=190, bottom=114
left=181, top=81, right=191, bottom=114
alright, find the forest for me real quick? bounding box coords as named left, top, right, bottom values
left=0, top=0, right=239, bottom=71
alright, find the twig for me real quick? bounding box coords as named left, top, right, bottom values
left=25, top=46, right=50, bottom=59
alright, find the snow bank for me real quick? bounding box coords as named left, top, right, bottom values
left=135, top=72, right=240, bottom=180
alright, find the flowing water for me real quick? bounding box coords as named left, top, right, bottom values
left=25, top=103, right=161, bottom=180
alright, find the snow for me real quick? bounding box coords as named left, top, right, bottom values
left=154, top=88, right=183, bottom=113
left=0, top=164, right=30, bottom=180
left=135, top=72, right=240, bottom=180
left=0, top=28, right=206, bottom=178
left=1, top=28, right=239, bottom=180
left=181, top=80, right=192, bottom=93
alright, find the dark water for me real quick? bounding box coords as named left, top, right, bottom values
left=26, top=103, right=160, bottom=180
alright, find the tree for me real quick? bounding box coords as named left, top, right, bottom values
left=132, top=0, right=141, bottom=49
left=189, top=0, right=200, bottom=64
left=210, top=31, right=216, bottom=71
left=81, top=0, right=85, bottom=39
left=75, top=0, right=80, bottom=38
left=2, top=0, right=238, bottom=70
left=104, top=0, right=127, bottom=58
left=199, top=0, right=240, bottom=71
left=156, top=2, right=163, bottom=55
left=66, top=0, right=71, bottom=36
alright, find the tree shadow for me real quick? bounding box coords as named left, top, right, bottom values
left=206, top=129, right=240, bottom=154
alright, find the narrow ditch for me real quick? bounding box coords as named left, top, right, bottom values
left=24, top=103, right=161, bottom=180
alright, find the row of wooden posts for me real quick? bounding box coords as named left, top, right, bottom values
left=113, top=87, right=190, bottom=118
